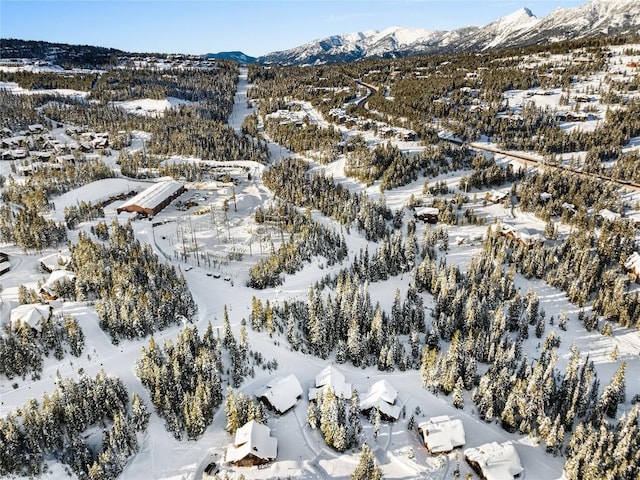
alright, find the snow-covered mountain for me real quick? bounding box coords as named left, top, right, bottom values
left=258, top=0, right=640, bottom=65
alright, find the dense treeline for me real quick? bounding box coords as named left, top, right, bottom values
left=517, top=168, right=621, bottom=224
left=564, top=404, right=639, bottom=480
left=44, top=100, right=269, bottom=164
left=0, top=90, right=50, bottom=131
left=459, top=153, right=523, bottom=191
left=137, top=310, right=276, bottom=439
left=307, top=388, right=362, bottom=452
left=64, top=200, right=105, bottom=229
left=90, top=65, right=237, bottom=106
left=266, top=275, right=425, bottom=369
left=0, top=38, right=123, bottom=67
left=136, top=325, right=223, bottom=440
left=3, top=160, right=115, bottom=211
left=0, top=70, right=97, bottom=91
left=0, top=372, right=146, bottom=479
left=0, top=204, right=67, bottom=252
left=263, top=116, right=342, bottom=161
left=0, top=314, right=84, bottom=380
left=263, top=158, right=393, bottom=241
left=483, top=223, right=640, bottom=327
left=248, top=203, right=348, bottom=288
left=68, top=222, right=197, bottom=341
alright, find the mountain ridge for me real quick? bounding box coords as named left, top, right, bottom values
left=257, top=0, right=640, bottom=65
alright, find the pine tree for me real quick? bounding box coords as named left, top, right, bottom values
left=453, top=376, right=464, bottom=409
left=351, top=444, right=383, bottom=480
left=131, top=393, right=150, bottom=431
left=598, top=362, right=626, bottom=418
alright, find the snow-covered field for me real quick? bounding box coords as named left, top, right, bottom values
left=111, top=97, right=195, bottom=117
left=1, top=67, right=639, bottom=480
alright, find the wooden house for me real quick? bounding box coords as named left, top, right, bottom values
left=225, top=421, right=277, bottom=467
left=464, top=441, right=523, bottom=480
left=418, top=416, right=466, bottom=454
left=415, top=207, right=439, bottom=224
left=308, top=366, right=352, bottom=401
left=256, top=375, right=303, bottom=414
left=360, top=380, right=401, bottom=421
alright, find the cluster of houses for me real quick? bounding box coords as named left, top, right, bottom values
left=327, top=107, right=418, bottom=141
left=0, top=124, right=110, bottom=175
left=221, top=366, right=524, bottom=479
left=1, top=250, right=74, bottom=334
left=490, top=222, right=544, bottom=249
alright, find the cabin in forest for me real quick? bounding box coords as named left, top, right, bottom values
left=415, top=207, right=439, bottom=224
left=464, top=441, right=523, bottom=480
left=39, top=250, right=71, bottom=273
left=117, top=180, right=185, bottom=217
left=40, top=270, right=76, bottom=301
left=418, top=415, right=465, bottom=453
left=486, top=190, right=509, bottom=204
left=360, top=380, right=401, bottom=421
left=225, top=420, right=277, bottom=467
left=10, top=304, right=53, bottom=332
left=308, top=366, right=352, bottom=401
left=256, top=375, right=303, bottom=414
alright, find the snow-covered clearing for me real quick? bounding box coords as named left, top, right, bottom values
left=111, top=97, right=194, bottom=117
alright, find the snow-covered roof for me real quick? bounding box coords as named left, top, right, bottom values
left=41, top=270, right=76, bottom=296
left=225, top=420, right=277, bottom=463
left=464, top=441, right=523, bottom=480
left=418, top=415, right=466, bottom=453
left=118, top=179, right=184, bottom=213
left=39, top=250, right=71, bottom=272
left=488, top=189, right=508, bottom=202
left=415, top=207, right=439, bottom=216
left=10, top=304, right=52, bottom=331
left=598, top=208, right=621, bottom=221
left=360, top=380, right=401, bottom=420
left=308, top=366, right=352, bottom=400
left=624, top=252, right=640, bottom=273
left=517, top=228, right=542, bottom=244
left=256, top=374, right=303, bottom=414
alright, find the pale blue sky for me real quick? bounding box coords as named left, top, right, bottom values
left=1, top=0, right=585, bottom=57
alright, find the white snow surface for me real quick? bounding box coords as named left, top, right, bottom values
left=111, top=97, right=194, bottom=117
